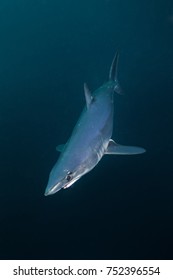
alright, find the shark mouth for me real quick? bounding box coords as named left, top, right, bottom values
left=45, top=175, right=82, bottom=196
left=63, top=175, right=82, bottom=189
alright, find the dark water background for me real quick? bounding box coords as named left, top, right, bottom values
left=0, top=0, right=173, bottom=259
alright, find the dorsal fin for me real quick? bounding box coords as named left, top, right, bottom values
left=56, top=144, right=65, bottom=152
left=109, top=52, right=119, bottom=81
left=84, top=83, right=93, bottom=109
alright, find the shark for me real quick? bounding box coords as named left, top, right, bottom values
left=44, top=53, right=145, bottom=196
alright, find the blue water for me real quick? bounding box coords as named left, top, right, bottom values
left=0, top=0, right=173, bottom=259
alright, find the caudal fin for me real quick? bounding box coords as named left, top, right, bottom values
left=109, top=52, right=122, bottom=94
left=109, top=52, right=119, bottom=81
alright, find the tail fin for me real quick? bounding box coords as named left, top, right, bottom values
left=109, top=52, right=119, bottom=81
left=109, top=52, right=122, bottom=95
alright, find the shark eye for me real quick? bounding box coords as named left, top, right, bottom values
left=66, top=171, right=73, bottom=182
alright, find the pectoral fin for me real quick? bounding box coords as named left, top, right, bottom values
left=105, top=139, right=146, bottom=155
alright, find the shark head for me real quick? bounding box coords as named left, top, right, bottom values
left=44, top=169, right=82, bottom=196
left=44, top=158, right=89, bottom=196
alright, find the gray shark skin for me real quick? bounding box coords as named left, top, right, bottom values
left=44, top=53, right=145, bottom=196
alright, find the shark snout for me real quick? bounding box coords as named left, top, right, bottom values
left=44, top=182, right=62, bottom=196
left=44, top=189, right=51, bottom=196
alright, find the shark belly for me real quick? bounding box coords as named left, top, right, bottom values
left=63, top=94, right=114, bottom=172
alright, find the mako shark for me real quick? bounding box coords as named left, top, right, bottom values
left=44, top=53, right=145, bottom=196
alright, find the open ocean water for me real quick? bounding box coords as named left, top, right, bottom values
left=0, top=0, right=173, bottom=259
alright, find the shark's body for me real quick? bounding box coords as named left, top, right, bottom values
left=45, top=53, right=145, bottom=196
